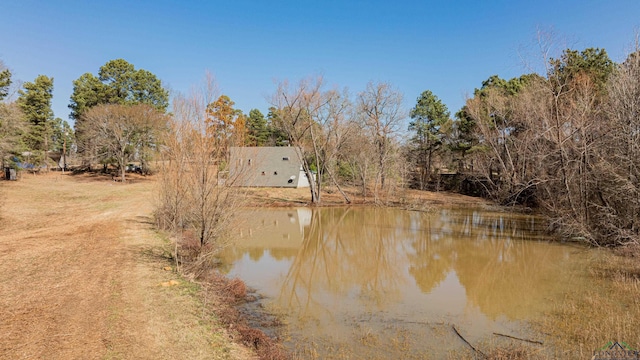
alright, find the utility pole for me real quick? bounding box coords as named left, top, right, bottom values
left=62, top=130, right=67, bottom=174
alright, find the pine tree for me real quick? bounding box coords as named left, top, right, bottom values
left=18, top=75, right=54, bottom=165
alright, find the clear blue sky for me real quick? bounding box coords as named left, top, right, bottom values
left=1, top=0, right=639, bottom=125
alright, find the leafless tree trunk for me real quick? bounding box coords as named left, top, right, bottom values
left=271, top=76, right=353, bottom=204
left=78, top=103, right=167, bottom=182
left=342, top=124, right=374, bottom=199
left=598, top=40, right=640, bottom=244
left=356, top=82, right=406, bottom=203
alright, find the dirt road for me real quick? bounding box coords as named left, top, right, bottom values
left=0, top=172, right=251, bottom=360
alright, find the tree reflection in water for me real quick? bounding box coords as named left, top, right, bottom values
left=218, top=207, right=591, bottom=356
left=279, top=208, right=408, bottom=319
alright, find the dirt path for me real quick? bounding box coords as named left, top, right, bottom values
left=0, top=172, right=251, bottom=360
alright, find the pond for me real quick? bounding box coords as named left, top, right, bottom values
left=217, top=207, right=596, bottom=358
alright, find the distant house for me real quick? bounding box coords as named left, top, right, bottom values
left=229, top=147, right=311, bottom=188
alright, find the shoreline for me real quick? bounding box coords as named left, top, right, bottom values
left=4, top=172, right=638, bottom=359
left=223, top=185, right=640, bottom=359
left=242, top=184, right=494, bottom=209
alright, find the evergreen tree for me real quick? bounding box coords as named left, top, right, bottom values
left=450, top=106, right=478, bottom=172
left=246, top=109, right=269, bottom=146
left=70, top=59, right=168, bottom=120
left=266, top=107, right=289, bottom=146
left=18, top=75, right=54, bottom=164
left=549, top=47, right=614, bottom=96
left=0, top=67, right=11, bottom=101
left=408, top=90, right=450, bottom=189
left=50, top=117, right=74, bottom=153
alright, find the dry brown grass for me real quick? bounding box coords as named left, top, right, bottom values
left=0, top=172, right=253, bottom=360
left=243, top=184, right=490, bottom=209
left=483, top=345, right=545, bottom=360
left=440, top=245, right=640, bottom=360
left=533, top=245, right=640, bottom=359
left=193, top=269, right=289, bottom=360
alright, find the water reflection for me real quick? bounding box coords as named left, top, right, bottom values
left=219, top=207, right=589, bottom=356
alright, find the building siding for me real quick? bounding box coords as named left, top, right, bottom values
left=229, top=147, right=310, bottom=188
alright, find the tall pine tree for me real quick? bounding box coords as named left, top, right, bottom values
left=408, top=90, right=450, bottom=190
left=18, top=75, right=54, bottom=166
left=246, top=109, right=269, bottom=146
left=0, top=67, right=11, bottom=100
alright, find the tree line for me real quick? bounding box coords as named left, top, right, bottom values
left=454, top=44, right=640, bottom=246
left=2, top=35, right=639, bottom=247
left=0, top=61, right=73, bottom=171
left=265, top=41, right=640, bottom=248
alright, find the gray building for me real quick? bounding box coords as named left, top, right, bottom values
left=229, top=147, right=311, bottom=188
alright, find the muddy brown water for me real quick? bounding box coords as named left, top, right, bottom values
left=218, top=207, right=599, bottom=358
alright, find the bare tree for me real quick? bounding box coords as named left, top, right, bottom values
left=356, top=82, right=406, bottom=202
left=460, top=32, right=640, bottom=246
left=271, top=76, right=353, bottom=204
left=78, top=103, right=167, bottom=182
left=341, top=121, right=375, bottom=198
left=314, top=87, right=354, bottom=203
left=597, top=40, right=640, bottom=245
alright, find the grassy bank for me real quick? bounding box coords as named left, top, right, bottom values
left=0, top=172, right=253, bottom=359
left=537, top=246, right=640, bottom=359
left=442, top=247, right=640, bottom=360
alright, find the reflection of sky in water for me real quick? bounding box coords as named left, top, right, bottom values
left=219, top=207, right=594, bottom=357
left=227, top=252, right=292, bottom=293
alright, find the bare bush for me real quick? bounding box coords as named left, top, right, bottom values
left=597, top=43, right=640, bottom=245
left=155, top=74, right=247, bottom=270
left=341, top=122, right=376, bottom=198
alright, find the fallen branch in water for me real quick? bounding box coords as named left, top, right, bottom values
left=452, top=325, right=487, bottom=359
left=493, top=332, right=544, bottom=345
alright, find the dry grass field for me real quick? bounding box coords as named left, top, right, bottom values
left=0, top=172, right=253, bottom=360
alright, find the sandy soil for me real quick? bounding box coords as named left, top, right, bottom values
left=0, top=172, right=252, bottom=360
